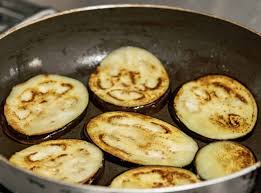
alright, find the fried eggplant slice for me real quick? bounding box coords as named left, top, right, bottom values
left=110, top=166, right=200, bottom=188
left=85, top=111, right=198, bottom=167
left=195, top=141, right=256, bottom=180
left=170, top=75, right=257, bottom=140
left=4, top=74, right=89, bottom=141
left=88, top=46, right=170, bottom=113
left=9, top=139, right=103, bottom=184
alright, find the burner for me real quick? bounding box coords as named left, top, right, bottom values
left=0, top=0, right=55, bottom=33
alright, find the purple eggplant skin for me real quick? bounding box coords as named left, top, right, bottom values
left=88, top=85, right=170, bottom=115
left=168, top=85, right=257, bottom=143
left=1, top=101, right=88, bottom=145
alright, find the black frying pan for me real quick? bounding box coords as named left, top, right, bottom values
left=0, top=5, right=260, bottom=193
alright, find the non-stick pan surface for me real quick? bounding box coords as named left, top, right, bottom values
left=0, top=5, right=260, bottom=193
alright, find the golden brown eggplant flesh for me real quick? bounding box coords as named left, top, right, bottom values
left=110, top=166, right=200, bottom=188
left=85, top=111, right=198, bottom=167
left=195, top=141, right=256, bottom=180
left=9, top=139, right=104, bottom=184
left=1, top=108, right=87, bottom=144
left=89, top=86, right=170, bottom=114
left=3, top=74, right=89, bottom=143
left=170, top=75, right=257, bottom=141
left=88, top=46, right=170, bottom=113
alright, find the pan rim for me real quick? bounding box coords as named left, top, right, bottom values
left=0, top=156, right=260, bottom=192
left=0, top=4, right=260, bottom=192
left=0, top=4, right=260, bottom=40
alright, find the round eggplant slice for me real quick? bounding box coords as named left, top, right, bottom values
left=85, top=111, right=198, bottom=167
left=9, top=139, right=104, bottom=184
left=170, top=75, right=257, bottom=141
left=88, top=46, right=170, bottom=113
left=4, top=74, right=89, bottom=140
left=1, top=109, right=86, bottom=144
left=195, top=141, right=256, bottom=180
left=110, top=166, right=200, bottom=188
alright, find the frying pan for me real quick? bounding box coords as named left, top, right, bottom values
left=0, top=4, right=260, bottom=193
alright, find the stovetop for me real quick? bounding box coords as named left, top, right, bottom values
left=0, top=0, right=54, bottom=32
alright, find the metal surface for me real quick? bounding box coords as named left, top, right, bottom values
left=0, top=5, right=260, bottom=193
left=0, top=0, right=53, bottom=32
left=0, top=156, right=260, bottom=193
left=25, top=0, right=261, bottom=33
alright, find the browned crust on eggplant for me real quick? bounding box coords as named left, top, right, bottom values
left=168, top=89, right=213, bottom=142
left=89, top=85, right=170, bottom=114
left=168, top=74, right=258, bottom=142
left=3, top=74, right=89, bottom=137
left=85, top=112, right=198, bottom=167
left=110, top=166, right=200, bottom=188
left=1, top=102, right=88, bottom=144
left=82, top=125, right=140, bottom=168
left=88, top=47, right=170, bottom=114
left=9, top=139, right=104, bottom=184
left=194, top=141, right=256, bottom=180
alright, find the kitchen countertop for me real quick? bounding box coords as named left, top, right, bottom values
left=25, top=0, right=261, bottom=33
